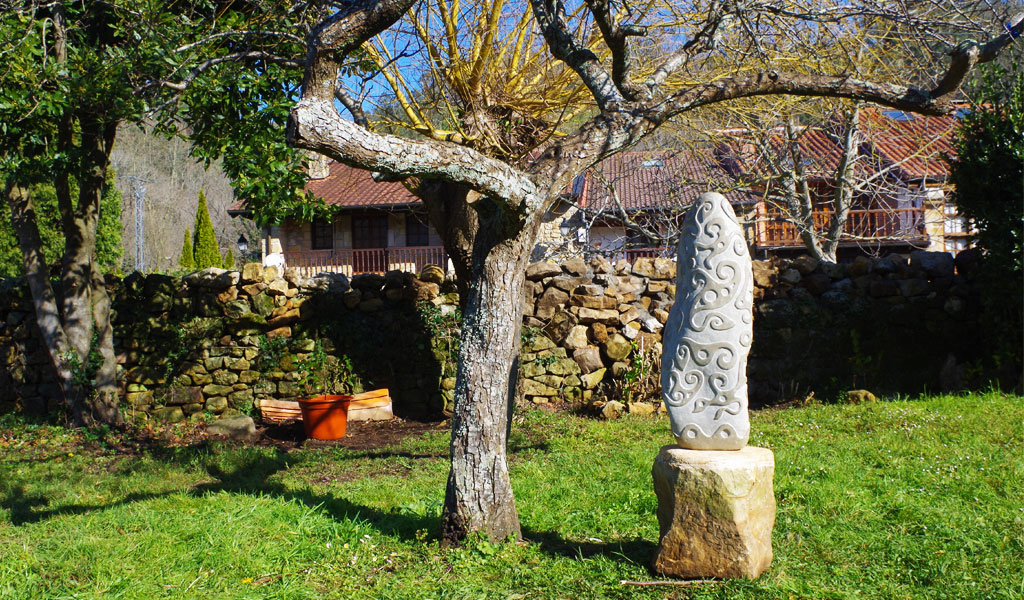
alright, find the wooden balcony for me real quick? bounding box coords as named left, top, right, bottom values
left=755, top=207, right=929, bottom=248
left=283, top=246, right=448, bottom=277
left=624, top=247, right=672, bottom=263
left=581, top=246, right=674, bottom=266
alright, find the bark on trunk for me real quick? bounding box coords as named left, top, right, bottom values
left=61, top=116, right=111, bottom=362
left=822, top=106, right=862, bottom=263
left=4, top=179, right=81, bottom=420
left=784, top=118, right=827, bottom=262
left=89, top=266, right=122, bottom=424
left=441, top=202, right=538, bottom=544
left=73, top=116, right=121, bottom=424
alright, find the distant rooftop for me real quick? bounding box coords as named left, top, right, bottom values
left=576, top=150, right=759, bottom=212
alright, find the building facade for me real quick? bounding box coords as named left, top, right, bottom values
left=235, top=109, right=970, bottom=276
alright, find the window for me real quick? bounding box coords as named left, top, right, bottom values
left=352, top=215, right=388, bottom=249
left=947, top=237, right=969, bottom=252
left=405, top=214, right=431, bottom=247
left=311, top=218, right=334, bottom=250
left=944, top=202, right=967, bottom=234
left=882, top=110, right=915, bottom=121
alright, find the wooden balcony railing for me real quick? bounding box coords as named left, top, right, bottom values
left=756, top=207, right=928, bottom=248
left=582, top=246, right=674, bottom=266
left=283, top=246, right=447, bottom=277
left=624, top=247, right=672, bottom=263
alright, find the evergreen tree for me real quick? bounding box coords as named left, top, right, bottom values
left=179, top=230, right=194, bottom=271
left=949, top=61, right=1024, bottom=387
left=192, top=189, right=221, bottom=269
left=950, top=63, right=1024, bottom=274
left=222, top=247, right=234, bottom=269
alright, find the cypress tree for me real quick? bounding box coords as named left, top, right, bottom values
left=179, top=230, right=195, bottom=271
left=222, top=247, right=234, bottom=270
left=192, top=189, right=221, bottom=269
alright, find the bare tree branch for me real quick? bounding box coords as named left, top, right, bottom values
left=528, top=0, right=624, bottom=110
left=301, top=0, right=419, bottom=103
left=932, top=11, right=1024, bottom=98
left=289, top=97, right=540, bottom=208
left=823, top=105, right=862, bottom=259
left=334, top=86, right=368, bottom=128
left=584, top=0, right=649, bottom=101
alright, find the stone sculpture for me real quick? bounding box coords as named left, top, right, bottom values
left=661, top=191, right=753, bottom=450
left=653, top=192, right=773, bottom=580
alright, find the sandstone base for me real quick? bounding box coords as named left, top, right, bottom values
left=651, top=445, right=775, bottom=579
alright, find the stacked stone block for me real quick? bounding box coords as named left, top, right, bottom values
left=519, top=255, right=675, bottom=405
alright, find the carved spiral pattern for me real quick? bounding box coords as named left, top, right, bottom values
left=661, top=193, right=753, bottom=450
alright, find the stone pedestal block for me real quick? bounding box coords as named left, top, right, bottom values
left=652, top=445, right=775, bottom=579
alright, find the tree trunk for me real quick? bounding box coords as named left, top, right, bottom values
left=61, top=116, right=111, bottom=361
left=822, top=105, right=862, bottom=263
left=74, top=116, right=121, bottom=424
left=89, top=266, right=122, bottom=424
left=4, top=179, right=82, bottom=421
left=419, top=181, right=480, bottom=303
left=441, top=201, right=538, bottom=544
left=783, top=118, right=827, bottom=262
left=6, top=110, right=122, bottom=426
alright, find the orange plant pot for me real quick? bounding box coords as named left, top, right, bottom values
left=297, top=394, right=352, bottom=440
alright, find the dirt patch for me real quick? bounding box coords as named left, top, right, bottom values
left=260, top=418, right=449, bottom=451
left=33, top=418, right=446, bottom=460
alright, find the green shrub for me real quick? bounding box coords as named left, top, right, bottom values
left=0, top=171, right=122, bottom=277
left=950, top=62, right=1023, bottom=274
left=949, top=61, right=1024, bottom=388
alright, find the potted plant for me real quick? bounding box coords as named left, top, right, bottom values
left=295, top=341, right=356, bottom=440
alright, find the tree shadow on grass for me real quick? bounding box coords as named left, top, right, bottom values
left=521, top=526, right=658, bottom=570
left=192, top=449, right=438, bottom=539
left=1, top=438, right=650, bottom=571
left=1, top=446, right=436, bottom=539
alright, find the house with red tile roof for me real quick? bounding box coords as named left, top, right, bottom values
left=713, top=107, right=967, bottom=257
left=541, top=150, right=760, bottom=263
left=240, top=158, right=448, bottom=276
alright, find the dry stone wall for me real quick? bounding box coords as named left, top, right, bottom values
left=0, top=250, right=988, bottom=422
left=517, top=250, right=985, bottom=407
left=0, top=264, right=455, bottom=422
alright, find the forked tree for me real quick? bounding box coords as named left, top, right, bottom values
left=283, top=1, right=1022, bottom=542
left=4, top=0, right=1019, bottom=543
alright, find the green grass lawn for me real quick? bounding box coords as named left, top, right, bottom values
left=1, top=392, right=1022, bottom=599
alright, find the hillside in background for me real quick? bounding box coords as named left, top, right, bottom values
left=110, top=125, right=259, bottom=272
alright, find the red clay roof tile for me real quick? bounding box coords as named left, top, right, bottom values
left=305, top=161, right=421, bottom=207
left=230, top=110, right=959, bottom=215
left=580, top=150, right=759, bottom=211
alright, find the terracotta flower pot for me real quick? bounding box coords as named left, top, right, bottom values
left=297, top=394, right=352, bottom=440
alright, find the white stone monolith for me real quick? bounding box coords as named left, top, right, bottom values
left=661, top=192, right=753, bottom=450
